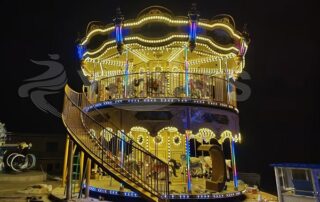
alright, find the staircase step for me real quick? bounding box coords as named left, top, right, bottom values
left=62, top=87, right=169, bottom=202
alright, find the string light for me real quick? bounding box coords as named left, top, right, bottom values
left=100, top=128, right=113, bottom=142
left=153, top=134, right=164, bottom=145
left=124, top=15, right=188, bottom=27
left=172, top=134, right=182, bottom=146
left=219, top=130, right=234, bottom=144
left=198, top=22, right=242, bottom=39
left=198, top=36, right=239, bottom=52
left=194, top=128, right=216, bottom=143
left=86, top=185, right=243, bottom=199
left=84, top=40, right=116, bottom=57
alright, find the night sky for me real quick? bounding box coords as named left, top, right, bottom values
left=1, top=0, right=319, bottom=193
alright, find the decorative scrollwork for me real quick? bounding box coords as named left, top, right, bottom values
left=137, top=135, right=144, bottom=145
left=153, top=135, right=163, bottom=145
left=172, top=135, right=181, bottom=146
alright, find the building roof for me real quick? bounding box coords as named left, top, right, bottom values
left=271, top=163, right=320, bottom=169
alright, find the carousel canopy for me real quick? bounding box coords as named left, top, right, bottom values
left=78, top=6, right=249, bottom=81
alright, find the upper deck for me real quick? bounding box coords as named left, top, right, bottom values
left=78, top=6, right=249, bottom=110
left=86, top=71, right=238, bottom=111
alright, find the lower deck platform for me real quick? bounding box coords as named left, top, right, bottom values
left=86, top=175, right=246, bottom=201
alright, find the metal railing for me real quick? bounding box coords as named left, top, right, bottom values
left=97, top=72, right=237, bottom=107
left=62, top=85, right=169, bottom=200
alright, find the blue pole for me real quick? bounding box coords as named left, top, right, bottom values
left=231, top=139, right=238, bottom=190
left=186, top=130, right=192, bottom=193
left=184, top=46, right=189, bottom=97
left=124, top=49, right=129, bottom=98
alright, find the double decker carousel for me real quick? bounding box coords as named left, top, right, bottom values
left=70, top=5, right=250, bottom=201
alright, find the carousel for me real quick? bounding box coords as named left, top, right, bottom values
left=61, top=4, right=250, bottom=202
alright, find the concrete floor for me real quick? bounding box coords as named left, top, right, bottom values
left=0, top=171, right=277, bottom=202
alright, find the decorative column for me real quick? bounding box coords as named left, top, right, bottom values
left=185, top=129, right=192, bottom=193
left=185, top=107, right=192, bottom=193
left=184, top=46, right=189, bottom=97
left=120, top=130, right=125, bottom=168
left=225, top=58, right=230, bottom=105
left=66, top=139, right=74, bottom=200
left=187, top=3, right=199, bottom=52
left=85, top=158, right=91, bottom=198
left=114, top=8, right=124, bottom=54
left=124, top=49, right=129, bottom=98
left=62, top=135, right=70, bottom=186
left=230, top=138, right=238, bottom=190
left=119, top=130, right=125, bottom=191
left=79, top=151, right=85, bottom=186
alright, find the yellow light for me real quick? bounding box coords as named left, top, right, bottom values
left=125, top=34, right=188, bottom=44
left=198, top=22, right=241, bottom=40
left=81, top=15, right=246, bottom=57
left=127, top=41, right=185, bottom=51
left=127, top=47, right=150, bottom=63
left=100, top=128, right=113, bottom=142
left=83, top=40, right=116, bottom=57
left=194, top=128, right=216, bottom=143
left=157, top=126, right=180, bottom=134
left=219, top=130, right=233, bottom=144
left=85, top=40, right=239, bottom=62
left=130, top=126, right=150, bottom=134
left=172, top=135, right=182, bottom=146
left=124, top=15, right=188, bottom=27
left=89, top=45, right=118, bottom=60
left=198, top=36, right=239, bottom=52
left=168, top=47, right=184, bottom=62
left=81, top=26, right=114, bottom=45
left=137, top=134, right=144, bottom=145
left=153, top=134, right=164, bottom=145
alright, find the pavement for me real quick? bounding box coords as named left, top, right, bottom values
left=0, top=171, right=277, bottom=202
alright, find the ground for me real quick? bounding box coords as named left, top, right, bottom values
left=0, top=171, right=277, bottom=202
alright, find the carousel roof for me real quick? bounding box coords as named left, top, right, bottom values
left=78, top=6, right=249, bottom=80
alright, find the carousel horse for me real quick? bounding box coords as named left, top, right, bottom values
left=127, top=78, right=144, bottom=97
left=180, top=154, right=205, bottom=177
left=145, top=159, right=181, bottom=180
left=105, top=84, right=118, bottom=99
left=145, top=162, right=167, bottom=179
left=133, top=78, right=144, bottom=87
left=125, top=159, right=143, bottom=175
left=198, top=155, right=232, bottom=179
left=105, top=77, right=123, bottom=99
left=194, top=79, right=208, bottom=98
left=168, top=159, right=181, bottom=177
left=189, top=79, right=201, bottom=98
left=174, top=86, right=185, bottom=97
left=146, top=78, right=160, bottom=94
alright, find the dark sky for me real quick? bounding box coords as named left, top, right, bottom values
left=1, top=0, right=319, bottom=193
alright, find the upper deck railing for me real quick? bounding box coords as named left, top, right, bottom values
left=92, top=72, right=237, bottom=108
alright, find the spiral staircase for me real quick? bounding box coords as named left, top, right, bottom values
left=62, top=85, right=169, bottom=202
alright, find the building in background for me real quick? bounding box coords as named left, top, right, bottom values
left=6, top=133, right=65, bottom=174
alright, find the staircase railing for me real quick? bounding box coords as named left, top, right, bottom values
left=62, top=85, right=169, bottom=199
left=97, top=71, right=237, bottom=108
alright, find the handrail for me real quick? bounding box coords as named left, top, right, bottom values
left=99, top=71, right=226, bottom=81
left=62, top=85, right=169, bottom=199
left=95, top=71, right=237, bottom=108
left=71, top=86, right=164, bottom=160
